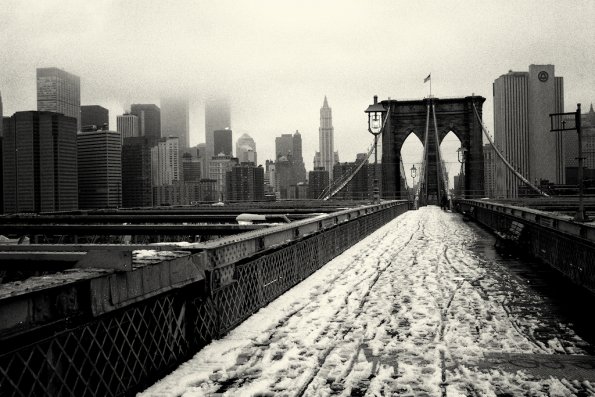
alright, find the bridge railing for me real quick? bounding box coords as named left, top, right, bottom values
left=0, top=200, right=409, bottom=397
left=455, top=198, right=595, bottom=293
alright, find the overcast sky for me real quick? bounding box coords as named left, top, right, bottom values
left=1, top=0, right=594, bottom=178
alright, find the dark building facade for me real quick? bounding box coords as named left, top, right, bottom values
left=182, top=153, right=201, bottom=183
left=308, top=167, right=329, bottom=199
left=226, top=163, right=265, bottom=201
left=77, top=130, right=122, bottom=209
left=122, top=137, right=153, bottom=207
left=214, top=129, right=232, bottom=156
left=3, top=111, right=78, bottom=213
left=332, top=161, right=371, bottom=200
left=130, top=104, right=161, bottom=140
left=81, top=105, right=109, bottom=131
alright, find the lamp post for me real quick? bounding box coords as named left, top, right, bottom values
left=457, top=146, right=467, bottom=198
left=365, top=96, right=387, bottom=203
left=550, top=104, right=588, bottom=222
left=410, top=163, right=417, bottom=189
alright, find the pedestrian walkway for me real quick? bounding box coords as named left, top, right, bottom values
left=140, top=207, right=595, bottom=396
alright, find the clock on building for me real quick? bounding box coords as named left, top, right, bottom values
left=538, top=71, right=549, bottom=82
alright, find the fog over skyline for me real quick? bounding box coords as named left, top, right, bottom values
left=1, top=0, right=594, bottom=172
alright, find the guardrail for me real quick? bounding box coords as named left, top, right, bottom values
left=0, top=200, right=409, bottom=396
left=456, top=199, right=595, bottom=294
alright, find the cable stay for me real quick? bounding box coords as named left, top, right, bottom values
left=320, top=107, right=391, bottom=201
left=471, top=103, right=549, bottom=197
left=319, top=139, right=376, bottom=200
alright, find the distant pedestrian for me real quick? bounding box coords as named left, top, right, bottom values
left=441, top=195, right=448, bottom=211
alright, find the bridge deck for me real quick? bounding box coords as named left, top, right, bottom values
left=141, top=207, right=595, bottom=396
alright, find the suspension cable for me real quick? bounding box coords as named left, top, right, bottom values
left=432, top=102, right=450, bottom=201
left=471, top=102, right=548, bottom=197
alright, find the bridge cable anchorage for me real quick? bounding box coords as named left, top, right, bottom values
left=471, top=102, right=549, bottom=197
left=320, top=104, right=392, bottom=200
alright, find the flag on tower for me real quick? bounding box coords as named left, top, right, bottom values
left=424, top=74, right=431, bottom=83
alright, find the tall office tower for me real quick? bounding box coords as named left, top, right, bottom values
left=0, top=90, right=3, bottom=137
left=236, top=133, right=257, bottom=164
left=274, top=156, right=297, bottom=199
left=151, top=136, right=180, bottom=186
left=319, top=96, right=335, bottom=180
left=275, top=134, right=293, bottom=158
left=77, top=130, right=122, bottom=209
left=493, top=65, right=564, bottom=198
left=483, top=143, right=497, bottom=198
left=313, top=152, right=322, bottom=169
left=81, top=105, right=109, bottom=131
left=214, top=129, right=233, bottom=156
left=264, top=160, right=276, bottom=195
left=292, top=130, right=307, bottom=182
left=205, top=98, right=231, bottom=176
left=3, top=111, right=78, bottom=213
left=308, top=167, right=330, bottom=199
left=122, top=137, right=153, bottom=207
left=182, top=153, right=201, bottom=183
left=117, top=113, right=139, bottom=140
left=209, top=154, right=238, bottom=201
left=36, top=68, right=81, bottom=131
left=130, top=104, right=161, bottom=140
left=564, top=105, right=595, bottom=184
left=226, top=163, right=265, bottom=201
left=161, top=96, right=190, bottom=150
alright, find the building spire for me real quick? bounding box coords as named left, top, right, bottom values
left=323, top=96, right=328, bottom=108
left=590, top=103, right=594, bottom=113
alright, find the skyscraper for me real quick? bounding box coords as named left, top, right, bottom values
left=209, top=154, right=238, bottom=200
left=161, top=96, right=190, bottom=150
left=131, top=104, right=161, bottom=140
left=36, top=67, right=81, bottom=131
left=117, top=113, right=140, bottom=141
left=151, top=136, right=180, bottom=186
left=275, top=134, right=294, bottom=158
left=77, top=130, right=122, bottom=209
left=493, top=65, right=564, bottom=197
left=226, top=163, right=265, bottom=201
left=122, top=137, right=153, bottom=207
left=308, top=167, right=330, bottom=199
left=205, top=98, right=231, bottom=175
left=81, top=105, right=109, bottom=131
left=319, top=96, right=335, bottom=180
left=292, top=130, right=307, bottom=182
left=483, top=143, right=496, bottom=198
left=236, top=133, right=257, bottom=165
left=0, top=91, right=4, bottom=136
left=214, top=129, right=233, bottom=156
left=0, top=90, right=3, bottom=137
left=3, top=111, right=78, bottom=213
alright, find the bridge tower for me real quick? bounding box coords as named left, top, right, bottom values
left=380, top=96, right=486, bottom=202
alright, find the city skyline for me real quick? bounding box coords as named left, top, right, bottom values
left=1, top=1, right=594, bottom=170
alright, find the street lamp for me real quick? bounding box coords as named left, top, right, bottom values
left=365, top=96, right=387, bottom=203
left=410, top=164, right=417, bottom=186
left=457, top=147, right=468, bottom=164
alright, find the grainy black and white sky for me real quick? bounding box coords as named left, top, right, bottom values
left=1, top=0, right=594, bottom=174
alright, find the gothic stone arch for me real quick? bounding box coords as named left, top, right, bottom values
left=380, top=96, right=486, bottom=201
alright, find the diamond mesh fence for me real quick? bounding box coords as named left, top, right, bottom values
left=0, top=203, right=407, bottom=396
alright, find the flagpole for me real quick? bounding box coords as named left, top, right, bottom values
left=430, top=78, right=432, bottom=97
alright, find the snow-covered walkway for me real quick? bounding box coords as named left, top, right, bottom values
left=141, top=207, right=594, bottom=396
